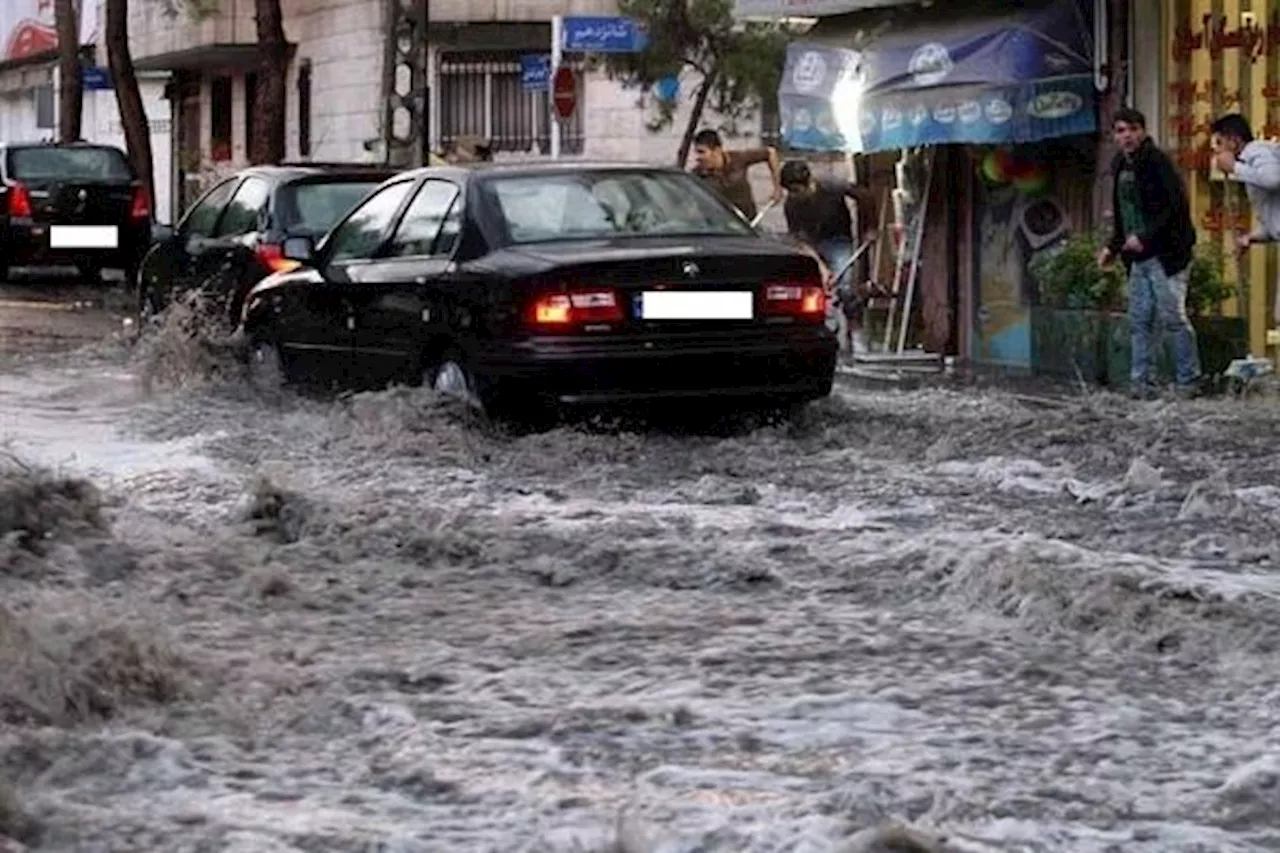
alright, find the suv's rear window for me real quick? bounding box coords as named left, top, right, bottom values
left=7, top=147, right=134, bottom=181
left=277, top=180, right=381, bottom=234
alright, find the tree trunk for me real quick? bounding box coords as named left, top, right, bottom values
left=55, top=0, right=82, bottom=142
left=676, top=69, right=717, bottom=168
left=250, top=0, right=288, bottom=164
left=105, top=0, right=154, bottom=210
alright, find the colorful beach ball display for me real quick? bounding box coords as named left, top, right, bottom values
left=980, top=148, right=1050, bottom=196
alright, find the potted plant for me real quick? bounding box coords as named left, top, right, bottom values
left=1027, top=232, right=1123, bottom=382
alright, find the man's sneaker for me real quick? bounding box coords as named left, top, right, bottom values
left=1128, top=384, right=1158, bottom=400
left=1173, top=381, right=1204, bottom=400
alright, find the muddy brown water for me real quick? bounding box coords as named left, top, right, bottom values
left=1, top=308, right=1279, bottom=852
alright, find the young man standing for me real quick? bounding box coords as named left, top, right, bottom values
left=1209, top=113, right=1280, bottom=326
left=780, top=159, right=875, bottom=352
left=1098, top=107, right=1201, bottom=399
left=690, top=129, right=783, bottom=223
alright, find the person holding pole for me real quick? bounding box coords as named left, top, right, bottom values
left=780, top=159, right=875, bottom=353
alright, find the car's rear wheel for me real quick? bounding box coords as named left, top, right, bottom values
left=430, top=356, right=486, bottom=413
left=248, top=338, right=287, bottom=394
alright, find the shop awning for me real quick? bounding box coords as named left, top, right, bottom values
left=778, top=0, right=1097, bottom=154
left=733, top=0, right=922, bottom=18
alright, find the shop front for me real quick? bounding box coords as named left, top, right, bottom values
left=1158, top=0, right=1278, bottom=357
left=776, top=0, right=1101, bottom=368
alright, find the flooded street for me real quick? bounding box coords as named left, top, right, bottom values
left=3, top=289, right=1280, bottom=852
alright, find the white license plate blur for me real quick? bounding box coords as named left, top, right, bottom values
left=49, top=225, right=119, bottom=249
left=639, top=290, right=753, bottom=320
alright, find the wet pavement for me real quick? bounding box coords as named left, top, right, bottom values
left=1, top=287, right=1279, bottom=852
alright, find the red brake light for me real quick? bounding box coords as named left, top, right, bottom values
left=764, top=281, right=826, bottom=320
left=256, top=243, right=301, bottom=274
left=129, top=185, right=152, bottom=220
left=7, top=182, right=32, bottom=218
left=527, top=288, right=623, bottom=330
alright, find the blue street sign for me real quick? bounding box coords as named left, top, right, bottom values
left=562, top=16, right=648, bottom=53
left=81, top=65, right=113, bottom=90
left=520, top=54, right=551, bottom=92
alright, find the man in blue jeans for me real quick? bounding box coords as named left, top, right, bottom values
left=1098, top=108, right=1201, bottom=399
left=780, top=160, right=874, bottom=353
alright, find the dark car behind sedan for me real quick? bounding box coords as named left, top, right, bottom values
left=240, top=161, right=838, bottom=418
left=0, top=141, right=153, bottom=282
left=136, top=163, right=396, bottom=326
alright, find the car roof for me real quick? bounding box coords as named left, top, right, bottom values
left=394, top=160, right=683, bottom=184
left=238, top=163, right=399, bottom=181
left=1, top=140, right=127, bottom=150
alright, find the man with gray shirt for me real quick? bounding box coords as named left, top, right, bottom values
left=1210, top=114, right=1280, bottom=325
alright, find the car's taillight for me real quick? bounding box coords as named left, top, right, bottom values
left=526, top=288, right=624, bottom=330
left=129, top=185, right=152, bottom=220
left=764, top=281, right=826, bottom=321
left=6, top=182, right=32, bottom=218
left=255, top=243, right=301, bottom=274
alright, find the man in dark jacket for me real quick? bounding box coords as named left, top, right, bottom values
left=781, top=159, right=875, bottom=352
left=1098, top=108, right=1201, bottom=399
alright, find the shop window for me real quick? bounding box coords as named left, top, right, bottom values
left=211, top=75, right=232, bottom=162
left=244, top=72, right=258, bottom=155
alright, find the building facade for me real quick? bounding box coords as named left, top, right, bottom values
left=1131, top=0, right=1278, bottom=358
left=124, top=0, right=780, bottom=224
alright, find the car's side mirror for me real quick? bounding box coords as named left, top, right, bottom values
left=151, top=222, right=175, bottom=243
left=282, top=235, right=315, bottom=265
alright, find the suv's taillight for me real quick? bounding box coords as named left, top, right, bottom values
left=129, top=185, right=152, bottom=220
left=763, top=281, right=826, bottom=321
left=526, top=287, right=624, bottom=331
left=6, top=182, right=32, bottom=218
left=255, top=243, right=301, bottom=274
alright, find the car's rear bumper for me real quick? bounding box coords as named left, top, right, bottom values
left=474, top=327, right=839, bottom=406
left=3, top=220, right=149, bottom=270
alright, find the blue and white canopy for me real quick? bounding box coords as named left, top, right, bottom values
left=778, top=0, right=1097, bottom=153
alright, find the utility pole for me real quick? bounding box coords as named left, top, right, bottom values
left=381, top=0, right=430, bottom=167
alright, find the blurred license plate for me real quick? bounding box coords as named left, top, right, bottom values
left=50, top=225, right=118, bottom=249
left=639, top=290, right=753, bottom=320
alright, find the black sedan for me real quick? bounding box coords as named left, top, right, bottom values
left=239, top=161, right=838, bottom=417
left=136, top=163, right=396, bottom=326
left=0, top=141, right=154, bottom=283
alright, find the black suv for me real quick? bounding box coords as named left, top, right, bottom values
left=137, top=163, right=397, bottom=326
left=0, top=141, right=154, bottom=282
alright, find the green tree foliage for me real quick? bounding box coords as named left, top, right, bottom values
left=604, top=0, right=794, bottom=166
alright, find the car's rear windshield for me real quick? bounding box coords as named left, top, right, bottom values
left=277, top=180, right=381, bottom=234
left=7, top=146, right=134, bottom=181
left=480, top=170, right=754, bottom=245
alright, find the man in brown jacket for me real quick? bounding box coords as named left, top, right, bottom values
left=690, top=128, right=782, bottom=222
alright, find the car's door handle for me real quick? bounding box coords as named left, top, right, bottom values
left=414, top=276, right=427, bottom=284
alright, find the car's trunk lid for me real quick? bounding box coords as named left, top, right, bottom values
left=22, top=178, right=136, bottom=224
left=506, top=237, right=821, bottom=333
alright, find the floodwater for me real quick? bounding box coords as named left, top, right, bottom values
left=2, top=315, right=1280, bottom=853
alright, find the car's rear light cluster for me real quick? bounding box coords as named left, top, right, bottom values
left=763, top=280, right=826, bottom=320
left=129, top=185, right=152, bottom=220
left=527, top=288, right=623, bottom=329
left=6, top=182, right=32, bottom=218
left=255, top=242, right=302, bottom=274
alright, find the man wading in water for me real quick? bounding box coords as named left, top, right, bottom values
left=780, top=159, right=876, bottom=353
left=690, top=129, right=783, bottom=223
left=1098, top=108, right=1202, bottom=399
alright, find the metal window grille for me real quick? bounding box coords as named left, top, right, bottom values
left=438, top=51, right=584, bottom=156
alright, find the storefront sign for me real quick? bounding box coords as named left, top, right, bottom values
left=1171, top=12, right=1280, bottom=62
